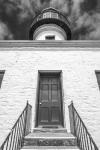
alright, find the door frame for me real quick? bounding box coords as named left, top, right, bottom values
left=35, top=70, right=64, bottom=128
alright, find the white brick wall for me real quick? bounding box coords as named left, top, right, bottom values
left=0, top=47, right=100, bottom=148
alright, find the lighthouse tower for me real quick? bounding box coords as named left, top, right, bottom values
left=29, top=7, right=71, bottom=40
left=0, top=7, right=100, bottom=150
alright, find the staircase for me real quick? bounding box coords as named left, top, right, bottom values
left=0, top=102, right=99, bottom=150
left=21, top=128, right=80, bottom=150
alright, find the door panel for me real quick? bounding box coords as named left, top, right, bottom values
left=40, top=84, right=49, bottom=102
left=39, top=107, right=49, bottom=123
left=51, top=84, right=58, bottom=102
left=37, top=73, right=63, bottom=127
left=51, top=107, right=60, bottom=122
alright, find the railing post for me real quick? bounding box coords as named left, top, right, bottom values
left=24, top=101, right=32, bottom=136
left=68, top=101, right=76, bottom=135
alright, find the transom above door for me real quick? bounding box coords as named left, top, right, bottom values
left=36, top=71, right=63, bottom=128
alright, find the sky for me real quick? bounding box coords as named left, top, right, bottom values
left=0, top=0, right=100, bottom=40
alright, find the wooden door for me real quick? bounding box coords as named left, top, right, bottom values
left=37, top=73, right=63, bottom=127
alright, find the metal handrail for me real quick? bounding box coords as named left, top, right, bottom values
left=0, top=101, right=32, bottom=150
left=68, top=102, right=99, bottom=150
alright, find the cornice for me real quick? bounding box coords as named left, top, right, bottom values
left=0, top=40, right=100, bottom=49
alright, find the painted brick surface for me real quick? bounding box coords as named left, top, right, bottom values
left=0, top=47, right=100, bottom=148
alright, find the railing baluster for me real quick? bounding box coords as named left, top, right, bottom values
left=14, top=122, right=19, bottom=150
left=20, top=116, right=25, bottom=147
left=76, top=116, right=81, bottom=147
left=0, top=102, right=32, bottom=150
left=18, top=112, right=25, bottom=149
left=6, top=136, right=10, bottom=150
left=17, top=120, right=23, bottom=150
left=8, top=131, right=14, bottom=150
left=15, top=112, right=25, bottom=150
left=81, top=123, right=86, bottom=150
left=15, top=123, right=18, bottom=150
left=90, top=138, right=92, bottom=150
left=83, top=127, right=88, bottom=150
left=69, top=102, right=99, bottom=150
left=17, top=117, right=23, bottom=149
left=21, top=111, right=26, bottom=146
left=80, top=122, right=83, bottom=149
left=11, top=128, right=16, bottom=150
left=75, top=113, right=82, bottom=148
left=85, top=131, right=90, bottom=150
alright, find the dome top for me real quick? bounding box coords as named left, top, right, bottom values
left=29, top=7, right=71, bottom=40
left=42, top=7, right=58, bottom=12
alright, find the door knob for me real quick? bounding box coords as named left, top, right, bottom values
left=39, top=102, right=42, bottom=105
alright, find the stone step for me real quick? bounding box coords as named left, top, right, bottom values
left=23, top=132, right=77, bottom=146
left=21, top=146, right=80, bottom=150
left=33, top=128, right=67, bottom=133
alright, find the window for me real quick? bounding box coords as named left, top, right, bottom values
left=0, top=71, right=5, bottom=88
left=95, top=71, right=100, bottom=89
left=51, top=12, right=58, bottom=19
left=45, top=35, right=55, bottom=40
left=43, top=12, right=51, bottom=18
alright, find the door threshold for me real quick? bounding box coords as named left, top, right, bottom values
left=37, top=125, right=63, bottom=128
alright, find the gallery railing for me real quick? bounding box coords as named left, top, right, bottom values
left=69, top=102, right=99, bottom=150
left=32, top=8, right=70, bottom=28
left=0, top=101, right=32, bottom=150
